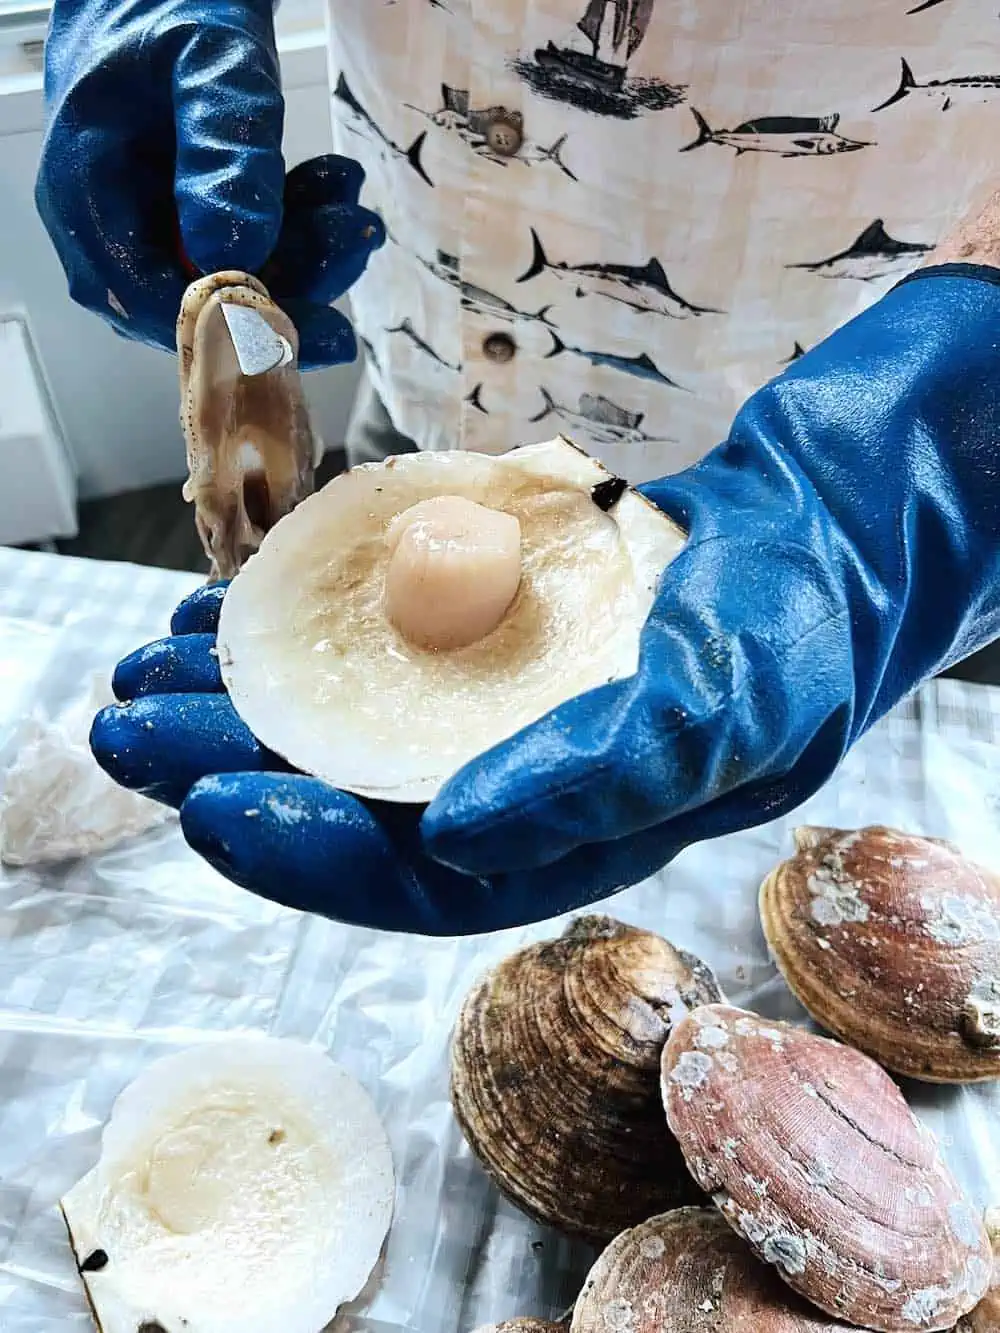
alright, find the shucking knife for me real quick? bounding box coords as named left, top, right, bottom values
left=219, top=301, right=295, bottom=378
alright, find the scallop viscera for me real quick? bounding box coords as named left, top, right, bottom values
left=450, top=915, right=723, bottom=1245
left=759, top=826, right=1000, bottom=1082
left=661, top=1005, right=991, bottom=1331
left=216, top=437, right=685, bottom=803
left=177, top=271, right=319, bottom=582
left=572, top=1208, right=855, bottom=1333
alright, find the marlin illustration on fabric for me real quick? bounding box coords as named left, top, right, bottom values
left=409, top=87, right=578, bottom=181
left=510, top=0, right=685, bottom=120
left=782, top=342, right=808, bottom=364
left=386, top=320, right=460, bottom=372
left=517, top=228, right=722, bottom=318
left=466, top=384, right=488, bottom=415
left=682, top=109, right=869, bottom=157
left=788, top=219, right=932, bottom=282
left=334, top=74, right=432, bottom=185
left=530, top=388, right=676, bottom=446
left=872, top=58, right=1000, bottom=112
left=546, top=332, right=686, bottom=389
left=416, top=248, right=556, bottom=327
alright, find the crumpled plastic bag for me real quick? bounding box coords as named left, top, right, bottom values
left=0, top=672, right=173, bottom=866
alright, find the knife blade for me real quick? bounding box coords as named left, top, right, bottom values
left=219, top=301, right=294, bottom=377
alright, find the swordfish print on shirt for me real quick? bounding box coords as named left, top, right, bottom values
left=416, top=249, right=557, bottom=327
left=409, top=87, right=578, bottom=180
left=386, top=320, right=460, bottom=372
left=531, top=388, right=676, bottom=447
left=545, top=332, right=686, bottom=389
left=682, top=109, right=870, bottom=157
left=517, top=228, right=722, bottom=318
left=334, top=74, right=432, bottom=185
left=510, top=0, right=686, bottom=120
left=872, top=58, right=1000, bottom=112
left=789, top=220, right=932, bottom=281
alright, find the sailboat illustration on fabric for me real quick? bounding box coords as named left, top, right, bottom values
left=510, top=0, right=685, bottom=119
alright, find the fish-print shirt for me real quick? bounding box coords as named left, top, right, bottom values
left=325, top=0, right=997, bottom=482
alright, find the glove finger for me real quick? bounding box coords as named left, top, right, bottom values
left=170, top=582, right=230, bottom=636
left=265, top=201, right=385, bottom=306
left=424, top=536, right=851, bottom=876
left=283, top=155, right=367, bottom=209
left=112, top=634, right=223, bottom=701
left=91, top=694, right=275, bottom=808
left=180, top=773, right=491, bottom=934
left=35, top=128, right=187, bottom=351
left=284, top=301, right=359, bottom=372
left=172, top=22, right=285, bottom=274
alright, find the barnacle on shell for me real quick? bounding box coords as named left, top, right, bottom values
left=450, top=916, right=723, bottom=1244
left=661, top=1004, right=991, bottom=1332
left=759, top=826, right=1000, bottom=1083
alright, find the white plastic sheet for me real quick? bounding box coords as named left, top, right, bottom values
left=0, top=547, right=998, bottom=1332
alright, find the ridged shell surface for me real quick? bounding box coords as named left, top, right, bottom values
left=572, top=1208, right=855, bottom=1333
left=662, top=1005, right=991, bottom=1331
left=760, top=826, right=1000, bottom=1082
left=450, top=916, right=722, bottom=1244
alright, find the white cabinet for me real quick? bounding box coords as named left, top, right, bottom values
left=0, top=314, right=76, bottom=545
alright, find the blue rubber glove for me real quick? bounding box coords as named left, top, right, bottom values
left=91, top=266, right=1000, bottom=935
left=35, top=0, right=385, bottom=369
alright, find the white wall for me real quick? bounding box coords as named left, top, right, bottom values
left=0, top=43, right=363, bottom=501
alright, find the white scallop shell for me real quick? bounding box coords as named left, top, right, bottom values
left=61, top=1036, right=394, bottom=1333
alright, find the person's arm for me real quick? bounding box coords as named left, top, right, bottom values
left=90, top=188, right=1000, bottom=934
left=35, top=0, right=383, bottom=368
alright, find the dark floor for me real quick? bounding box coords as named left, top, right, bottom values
left=23, top=448, right=1000, bottom=688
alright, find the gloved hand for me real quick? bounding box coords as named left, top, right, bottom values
left=91, top=262, right=1000, bottom=935
left=35, top=0, right=385, bottom=369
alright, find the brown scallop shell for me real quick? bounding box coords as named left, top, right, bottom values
left=759, top=825, right=1000, bottom=1082
left=450, top=915, right=723, bottom=1244
left=571, top=1207, right=855, bottom=1333
left=661, top=1004, right=991, bottom=1331
left=958, top=1212, right=1000, bottom=1333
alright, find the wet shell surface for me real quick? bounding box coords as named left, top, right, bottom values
left=661, top=1005, right=991, bottom=1331
left=571, top=1207, right=855, bottom=1333
left=177, top=271, right=319, bottom=582
left=759, top=826, right=1000, bottom=1082
left=450, top=915, right=722, bottom=1245
left=216, top=436, right=685, bottom=803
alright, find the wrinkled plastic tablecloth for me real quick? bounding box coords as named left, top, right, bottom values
left=0, top=545, right=998, bottom=1333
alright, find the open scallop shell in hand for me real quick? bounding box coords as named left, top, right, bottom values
left=61, top=1036, right=394, bottom=1333
left=450, top=915, right=722, bottom=1245
left=759, top=825, right=1000, bottom=1082
left=661, top=1005, right=991, bottom=1331
left=216, top=437, right=685, bottom=803
left=571, top=1208, right=855, bottom=1333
